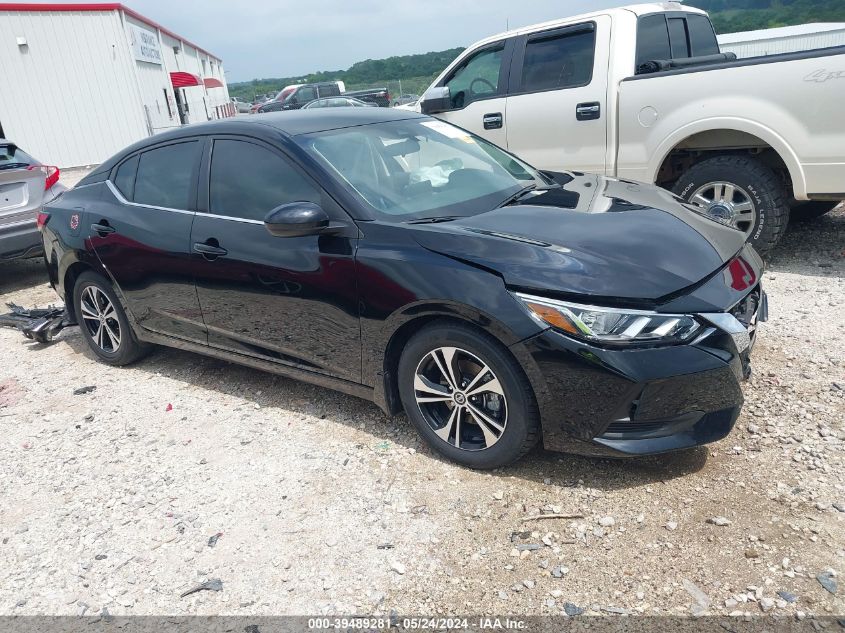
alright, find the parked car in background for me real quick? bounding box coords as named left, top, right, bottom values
left=393, top=93, right=420, bottom=107
left=250, top=99, right=271, bottom=114
left=231, top=97, right=251, bottom=114
left=261, top=83, right=343, bottom=112
left=41, top=109, right=764, bottom=469
left=1, top=139, right=65, bottom=260
left=419, top=1, right=845, bottom=252
left=344, top=86, right=391, bottom=107
left=302, top=97, right=375, bottom=109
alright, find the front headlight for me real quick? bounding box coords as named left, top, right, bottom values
left=514, top=292, right=701, bottom=346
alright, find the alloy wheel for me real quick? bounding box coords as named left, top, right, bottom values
left=413, top=346, right=508, bottom=451
left=79, top=286, right=122, bottom=353
left=688, top=181, right=757, bottom=237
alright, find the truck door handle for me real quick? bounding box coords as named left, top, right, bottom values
left=91, top=222, right=115, bottom=236
left=193, top=240, right=228, bottom=260
left=576, top=102, right=601, bottom=121
left=483, top=113, right=503, bottom=129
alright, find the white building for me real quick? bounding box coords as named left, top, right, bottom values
left=718, top=23, right=845, bottom=59
left=0, top=2, right=234, bottom=168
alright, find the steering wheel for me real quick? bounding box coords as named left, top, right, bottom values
left=469, top=77, right=496, bottom=96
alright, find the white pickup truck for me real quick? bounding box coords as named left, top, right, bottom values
left=419, top=2, right=845, bottom=252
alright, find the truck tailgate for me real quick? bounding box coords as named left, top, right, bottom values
left=0, top=168, right=46, bottom=228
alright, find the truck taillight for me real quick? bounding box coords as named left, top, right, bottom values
left=36, top=212, right=50, bottom=231
left=27, top=165, right=61, bottom=190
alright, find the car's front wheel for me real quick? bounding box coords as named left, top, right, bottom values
left=73, top=271, right=149, bottom=366
left=397, top=323, right=540, bottom=469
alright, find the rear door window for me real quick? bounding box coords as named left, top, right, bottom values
left=519, top=26, right=596, bottom=92
left=208, top=139, right=321, bottom=222
left=134, top=141, right=199, bottom=209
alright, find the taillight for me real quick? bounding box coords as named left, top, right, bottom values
left=27, top=165, right=60, bottom=190
left=36, top=212, right=50, bottom=231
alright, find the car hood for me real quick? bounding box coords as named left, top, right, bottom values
left=411, top=174, right=749, bottom=303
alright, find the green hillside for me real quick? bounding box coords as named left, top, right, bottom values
left=229, top=0, right=845, bottom=101
left=687, top=0, right=845, bottom=33
left=228, top=48, right=464, bottom=102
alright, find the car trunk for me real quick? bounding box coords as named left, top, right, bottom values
left=0, top=167, right=46, bottom=230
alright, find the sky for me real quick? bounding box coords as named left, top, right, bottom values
left=24, top=0, right=640, bottom=82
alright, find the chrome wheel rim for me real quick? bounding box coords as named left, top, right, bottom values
left=414, top=346, right=507, bottom=451
left=689, top=181, right=756, bottom=237
left=80, top=286, right=121, bottom=353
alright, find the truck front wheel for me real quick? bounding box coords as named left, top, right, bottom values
left=672, top=155, right=789, bottom=254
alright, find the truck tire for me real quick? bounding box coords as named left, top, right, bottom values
left=790, top=201, right=840, bottom=222
left=672, top=155, right=789, bottom=254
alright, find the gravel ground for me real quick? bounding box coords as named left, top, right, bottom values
left=0, top=197, right=842, bottom=618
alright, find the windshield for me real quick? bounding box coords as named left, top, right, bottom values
left=0, top=144, right=37, bottom=171
left=296, top=119, right=548, bottom=220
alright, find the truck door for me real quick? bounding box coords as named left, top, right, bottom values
left=432, top=40, right=512, bottom=148
left=505, top=16, right=610, bottom=174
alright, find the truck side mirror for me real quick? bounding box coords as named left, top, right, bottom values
left=420, top=86, right=451, bottom=115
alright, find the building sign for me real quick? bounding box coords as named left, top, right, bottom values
left=128, top=23, right=162, bottom=65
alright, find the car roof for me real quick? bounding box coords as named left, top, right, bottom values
left=252, top=108, right=425, bottom=135
left=82, top=109, right=429, bottom=181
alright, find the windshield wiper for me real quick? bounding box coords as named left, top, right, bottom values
left=0, top=163, right=32, bottom=171
left=496, top=184, right=562, bottom=208
left=405, top=216, right=463, bottom=224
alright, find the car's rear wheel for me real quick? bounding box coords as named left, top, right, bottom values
left=397, top=323, right=540, bottom=469
left=73, top=271, right=148, bottom=366
left=790, top=200, right=840, bottom=222
left=672, top=155, right=789, bottom=254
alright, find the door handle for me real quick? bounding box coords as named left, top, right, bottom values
left=193, top=241, right=228, bottom=260
left=576, top=102, right=601, bottom=121
left=91, top=222, right=115, bottom=236
left=482, top=112, right=503, bottom=130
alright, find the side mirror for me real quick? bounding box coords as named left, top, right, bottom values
left=420, top=86, right=451, bottom=115
left=264, top=202, right=329, bottom=237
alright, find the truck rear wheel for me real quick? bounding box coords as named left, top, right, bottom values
left=672, top=155, right=789, bottom=254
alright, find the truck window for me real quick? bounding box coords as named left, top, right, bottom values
left=520, top=26, right=596, bottom=92
left=687, top=14, right=719, bottom=56
left=668, top=18, right=689, bottom=58
left=636, top=14, right=671, bottom=66
left=298, top=86, right=317, bottom=102
left=443, top=43, right=504, bottom=109
left=637, top=13, right=720, bottom=71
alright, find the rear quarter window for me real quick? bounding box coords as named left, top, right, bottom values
left=113, top=155, right=139, bottom=200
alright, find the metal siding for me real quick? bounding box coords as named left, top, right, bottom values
left=719, top=29, right=845, bottom=58
left=122, top=14, right=180, bottom=134
left=0, top=9, right=148, bottom=167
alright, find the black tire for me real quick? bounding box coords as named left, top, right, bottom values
left=672, top=155, right=789, bottom=254
left=790, top=200, right=840, bottom=222
left=397, top=322, right=540, bottom=469
left=73, top=271, right=149, bottom=366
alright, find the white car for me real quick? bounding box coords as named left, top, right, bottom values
left=419, top=1, right=845, bottom=252
left=0, top=139, right=66, bottom=260
left=231, top=97, right=251, bottom=114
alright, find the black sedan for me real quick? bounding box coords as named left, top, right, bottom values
left=40, top=109, right=765, bottom=469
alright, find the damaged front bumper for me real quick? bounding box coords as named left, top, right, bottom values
left=0, top=303, right=72, bottom=343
